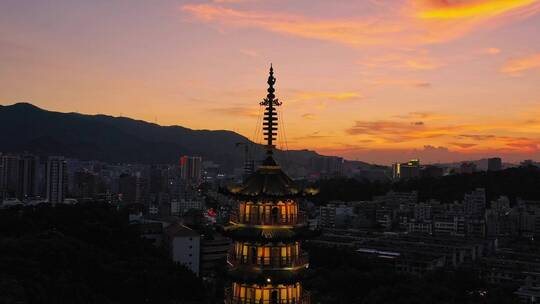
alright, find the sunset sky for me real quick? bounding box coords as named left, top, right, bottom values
left=1, top=0, right=540, bottom=164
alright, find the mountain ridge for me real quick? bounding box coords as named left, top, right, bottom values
left=0, top=102, right=369, bottom=172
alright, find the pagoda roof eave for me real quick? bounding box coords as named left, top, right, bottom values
left=222, top=224, right=320, bottom=242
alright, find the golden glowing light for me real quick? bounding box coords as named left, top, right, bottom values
left=417, top=0, right=538, bottom=19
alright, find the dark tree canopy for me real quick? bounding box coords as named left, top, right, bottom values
left=312, top=178, right=391, bottom=204
left=0, top=203, right=206, bottom=304
left=393, top=166, right=540, bottom=204
left=314, top=166, right=540, bottom=204
left=304, top=245, right=519, bottom=304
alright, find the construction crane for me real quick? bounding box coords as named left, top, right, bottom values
left=235, top=142, right=255, bottom=178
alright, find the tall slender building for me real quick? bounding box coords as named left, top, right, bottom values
left=0, top=153, right=38, bottom=200
left=225, top=66, right=312, bottom=304
left=46, top=156, right=68, bottom=204
left=180, top=156, right=202, bottom=184
left=0, top=154, right=20, bottom=200
left=18, top=153, right=38, bottom=200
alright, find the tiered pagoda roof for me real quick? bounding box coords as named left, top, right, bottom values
left=229, top=156, right=301, bottom=198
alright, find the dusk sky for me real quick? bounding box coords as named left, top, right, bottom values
left=1, top=0, right=540, bottom=164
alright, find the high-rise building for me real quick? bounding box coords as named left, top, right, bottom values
left=170, top=199, right=203, bottom=216
left=460, top=162, right=477, bottom=174
left=224, top=66, right=312, bottom=304
left=310, top=156, right=344, bottom=178
left=491, top=196, right=510, bottom=212
left=149, top=165, right=168, bottom=194
left=0, top=153, right=39, bottom=200
left=18, top=153, right=38, bottom=199
left=392, top=159, right=420, bottom=180
left=165, top=223, right=201, bottom=275
left=73, top=170, right=98, bottom=198
left=320, top=203, right=354, bottom=229
left=180, top=156, right=202, bottom=184
left=118, top=172, right=146, bottom=204
left=118, top=173, right=137, bottom=203
left=46, top=156, right=68, bottom=204
left=464, top=188, right=486, bottom=216
left=0, top=154, right=20, bottom=199
left=414, top=203, right=432, bottom=221
left=487, top=157, right=502, bottom=171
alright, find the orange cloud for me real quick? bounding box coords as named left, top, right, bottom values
left=302, top=113, right=317, bottom=120
left=369, top=78, right=432, bottom=88
left=394, top=112, right=450, bottom=121
left=293, top=131, right=333, bottom=141
left=208, top=105, right=259, bottom=118
left=182, top=1, right=540, bottom=46
left=498, top=136, right=540, bottom=152
left=343, top=116, right=540, bottom=154
left=319, top=143, right=539, bottom=165
left=451, top=142, right=478, bottom=149
left=416, top=0, right=539, bottom=19
left=360, top=53, right=443, bottom=70
left=239, top=49, right=258, bottom=57
left=458, top=134, right=496, bottom=141
left=480, top=47, right=501, bottom=55
left=346, top=120, right=456, bottom=142
left=501, top=52, right=540, bottom=74
left=182, top=4, right=403, bottom=46
left=292, top=91, right=362, bottom=102
left=402, top=59, right=442, bottom=70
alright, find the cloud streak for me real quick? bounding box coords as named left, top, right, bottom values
left=291, top=91, right=362, bottom=102
left=344, top=117, right=540, bottom=154
left=359, top=53, right=444, bottom=71
left=182, top=0, right=540, bottom=46
left=346, top=120, right=455, bottom=141
left=501, top=52, right=540, bottom=74
left=181, top=4, right=403, bottom=46
left=208, top=105, right=259, bottom=118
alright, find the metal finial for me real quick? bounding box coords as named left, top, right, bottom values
left=260, top=65, right=281, bottom=155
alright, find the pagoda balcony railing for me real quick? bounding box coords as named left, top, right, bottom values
left=230, top=211, right=307, bottom=226
left=225, top=288, right=310, bottom=304
left=228, top=253, right=309, bottom=269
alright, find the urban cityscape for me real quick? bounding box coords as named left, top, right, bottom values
left=2, top=1, right=540, bottom=304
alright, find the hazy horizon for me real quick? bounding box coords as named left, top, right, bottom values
left=0, top=101, right=533, bottom=166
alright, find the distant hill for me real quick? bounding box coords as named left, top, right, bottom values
left=436, top=159, right=514, bottom=171
left=0, top=103, right=369, bottom=172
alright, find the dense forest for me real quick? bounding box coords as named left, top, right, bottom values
left=314, top=166, right=540, bottom=205
left=0, top=203, right=206, bottom=304
left=304, top=245, right=519, bottom=304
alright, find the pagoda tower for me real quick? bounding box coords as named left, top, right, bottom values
left=224, top=66, right=312, bottom=304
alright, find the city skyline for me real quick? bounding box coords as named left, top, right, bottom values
left=2, top=0, right=540, bottom=164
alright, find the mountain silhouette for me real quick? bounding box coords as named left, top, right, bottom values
left=0, top=103, right=347, bottom=172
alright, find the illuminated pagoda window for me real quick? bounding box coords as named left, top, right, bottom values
left=224, top=65, right=313, bottom=304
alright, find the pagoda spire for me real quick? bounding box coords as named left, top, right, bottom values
left=260, top=64, right=282, bottom=156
